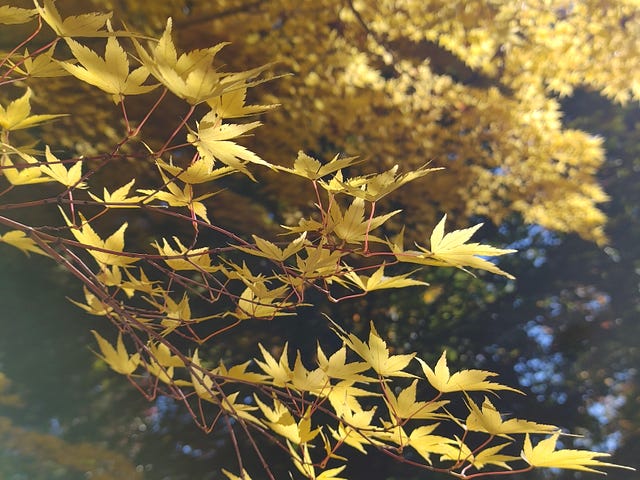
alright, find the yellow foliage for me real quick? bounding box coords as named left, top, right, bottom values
left=0, top=2, right=635, bottom=479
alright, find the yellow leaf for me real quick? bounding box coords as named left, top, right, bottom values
left=11, top=46, right=69, bottom=78
left=221, top=469, right=252, bottom=480
left=40, top=146, right=86, bottom=188
left=234, top=232, right=307, bottom=262
left=254, top=397, right=319, bottom=444
left=345, top=264, right=428, bottom=292
left=417, top=351, right=522, bottom=393
left=0, top=5, right=36, bottom=25
left=88, top=179, right=146, bottom=207
left=0, top=230, right=47, bottom=256
left=399, top=214, right=516, bottom=279
left=138, top=169, right=217, bottom=222
left=207, top=87, right=276, bottom=119
left=325, top=164, right=441, bottom=202
left=132, top=18, right=270, bottom=105
left=0, top=89, right=66, bottom=131
left=189, top=350, right=215, bottom=402
left=151, top=237, right=219, bottom=272
left=465, top=396, right=558, bottom=437
left=219, top=391, right=261, bottom=424
left=156, top=157, right=234, bottom=184
left=338, top=322, right=415, bottom=377
left=408, top=425, right=457, bottom=464
left=187, top=113, right=271, bottom=179
left=91, top=330, right=140, bottom=375
left=255, top=343, right=292, bottom=387
left=383, top=380, right=448, bottom=421
left=34, top=0, right=111, bottom=37
left=62, top=33, right=158, bottom=103
left=471, top=442, right=519, bottom=470
left=235, top=282, right=294, bottom=320
left=278, top=151, right=362, bottom=181
left=68, top=286, right=113, bottom=316
left=329, top=404, right=380, bottom=454
left=295, top=243, right=345, bottom=279
left=328, top=197, right=400, bottom=244
left=316, top=345, right=370, bottom=382
left=1, top=151, right=53, bottom=186
left=214, top=361, right=268, bottom=384
left=291, top=353, right=330, bottom=394
left=521, top=433, right=635, bottom=473
left=60, top=210, right=138, bottom=266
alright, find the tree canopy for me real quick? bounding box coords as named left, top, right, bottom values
left=0, top=1, right=638, bottom=479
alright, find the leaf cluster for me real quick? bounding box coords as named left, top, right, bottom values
left=0, top=2, right=634, bottom=479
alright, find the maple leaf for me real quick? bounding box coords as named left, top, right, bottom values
left=470, top=442, right=521, bottom=470
left=465, top=396, right=558, bottom=437
left=213, top=361, right=269, bottom=385
left=221, top=469, right=253, bottom=480
left=329, top=403, right=380, bottom=453
left=521, top=433, right=635, bottom=473
left=207, top=87, right=276, bottom=119
left=0, top=89, right=66, bottom=131
left=121, top=267, right=162, bottom=295
left=0, top=229, right=47, bottom=256
left=235, top=281, right=294, bottom=320
left=138, top=169, right=218, bottom=223
left=219, top=391, right=261, bottom=424
left=132, top=18, right=270, bottom=105
left=0, top=5, right=36, bottom=25
left=62, top=32, right=158, bottom=103
left=88, top=179, right=146, bottom=207
left=337, top=322, right=415, bottom=377
left=9, top=46, right=70, bottom=78
left=255, top=343, right=292, bottom=387
left=316, top=345, right=370, bottom=382
left=60, top=211, right=138, bottom=267
left=68, top=286, right=113, bottom=316
left=325, top=164, right=441, bottom=202
left=278, top=151, right=362, bottom=181
left=326, top=381, right=376, bottom=419
left=156, top=157, right=234, bottom=184
left=1, top=151, right=54, bottom=185
left=417, top=351, right=522, bottom=394
left=189, top=350, right=216, bottom=402
left=91, top=330, right=140, bottom=375
left=233, top=232, right=307, bottom=262
left=144, top=342, right=185, bottom=385
left=151, top=236, right=219, bottom=272
left=344, top=263, right=428, bottom=292
left=254, top=397, right=319, bottom=445
left=295, top=243, right=346, bottom=279
left=291, top=353, right=330, bottom=394
left=382, top=380, right=448, bottom=421
left=187, top=112, right=271, bottom=180
left=39, top=146, right=86, bottom=188
left=328, top=197, right=399, bottom=244
left=398, top=214, right=516, bottom=279
left=33, top=0, right=111, bottom=37
left=408, top=424, right=458, bottom=464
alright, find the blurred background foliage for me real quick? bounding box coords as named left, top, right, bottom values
left=0, top=1, right=638, bottom=479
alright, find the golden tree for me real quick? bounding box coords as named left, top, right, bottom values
left=0, top=1, right=636, bottom=479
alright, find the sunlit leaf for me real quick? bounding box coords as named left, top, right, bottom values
left=0, top=89, right=66, bottom=131
left=0, top=229, right=47, bottom=256
left=34, top=0, right=111, bottom=37
left=397, top=214, right=516, bottom=279
left=91, top=330, right=140, bottom=375
left=521, top=433, right=635, bottom=473
left=417, top=351, right=522, bottom=393
left=337, top=322, right=415, bottom=377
